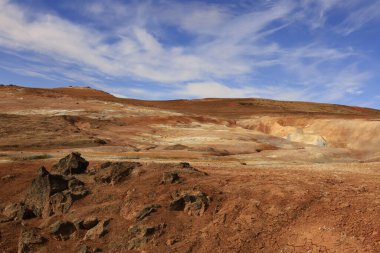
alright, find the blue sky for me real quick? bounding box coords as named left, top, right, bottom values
left=0, top=0, right=379, bottom=108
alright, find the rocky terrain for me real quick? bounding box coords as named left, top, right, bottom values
left=0, top=85, right=379, bottom=252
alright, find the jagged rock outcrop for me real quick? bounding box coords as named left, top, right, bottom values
left=52, top=152, right=89, bottom=175
left=94, top=162, right=141, bottom=185
left=24, top=166, right=68, bottom=217
left=24, top=166, right=87, bottom=218
left=169, top=190, right=210, bottom=216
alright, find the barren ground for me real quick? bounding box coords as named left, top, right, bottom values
left=0, top=85, right=379, bottom=252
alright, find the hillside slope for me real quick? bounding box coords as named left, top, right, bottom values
left=0, top=85, right=379, bottom=253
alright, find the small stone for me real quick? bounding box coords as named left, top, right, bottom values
left=83, top=219, right=110, bottom=240
left=80, top=217, right=99, bottom=230
left=68, top=178, right=88, bottom=198
left=169, top=190, right=210, bottom=216
left=127, top=223, right=166, bottom=250
left=78, top=244, right=101, bottom=253
left=1, top=174, right=15, bottom=181
left=166, top=238, right=176, bottom=246
left=18, top=227, right=45, bottom=253
left=179, top=162, right=191, bottom=168
left=2, top=203, right=35, bottom=222
left=161, top=172, right=180, bottom=184
left=169, top=198, right=186, bottom=211
left=48, top=191, right=73, bottom=216
left=136, top=204, right=161, bottom=221
left=50, top=220, right=77, bottom=241
left=78, top=244, right=90, bottom=253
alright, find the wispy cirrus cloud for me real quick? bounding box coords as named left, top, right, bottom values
left=336, top=0, right=380, bottom=35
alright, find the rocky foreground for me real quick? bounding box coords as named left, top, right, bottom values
left=0, top=85, right=379, bottom=252
left=1, top=152, right=215, bottom=252
left=1, top=152, right=380, bottom=252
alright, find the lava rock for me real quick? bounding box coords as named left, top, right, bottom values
left=68, top=178, right=88, bottom=198
left=18, top=227, right=46, bottom=253
left=79, top=217, right=99, bottom=230
left=52, top=152, right=89, bottom=175
left=47, top=191, right=73, bottom=216
left=50, top=220, right=77, bottom=241
left=83, top=219, right=110, bottom=240
left=169, top=190, right=210, bottom=216
left=94, top=162, right=141, bottom=185
left=161, top=172, right=180, bottom=184
left=136, top=204, right=161, bottom=221
left=1, top=203, right=35, bottom=222
left=24, top=167, right=68, bottom=217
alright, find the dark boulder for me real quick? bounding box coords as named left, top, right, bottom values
left=52, top=152, right=89, bottom=175
left=24, top=167, right=68, bottom=217
left=50, top=220, right=77, bottom=241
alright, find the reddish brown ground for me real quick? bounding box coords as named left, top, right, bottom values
left=0, top=85, right=379, bottom=252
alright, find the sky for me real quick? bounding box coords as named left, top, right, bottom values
left=0, top=0, right=379, bottom=108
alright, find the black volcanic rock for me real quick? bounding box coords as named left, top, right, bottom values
left=50, top=220, right=77, bottom=241
left=161, top=172, right=180, bottom=184
left=94, top=162, right=141, bottom=185
left=24, top=167, right=68, bottom=217
left=52, top=152, right=89, bottom=175
left=169, top=190, right=210, bottom=216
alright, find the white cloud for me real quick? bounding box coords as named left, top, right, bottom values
left=0, top=0, right=297, bottom=84
left=336, top=0, right=380, bottom=35
left=322, top=65, right=371, bottom=101
left=299, top=0, right=343, bottom=28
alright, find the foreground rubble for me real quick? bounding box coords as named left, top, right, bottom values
left=0, top=152, right=379, bottom=252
